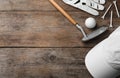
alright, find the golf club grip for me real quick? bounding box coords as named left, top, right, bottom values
left=49, top=0, right=77, bottom=25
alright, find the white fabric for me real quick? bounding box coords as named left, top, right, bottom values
left=63, top=0, right=106, bottom=16
left=85, top=26, right=120, bottom=78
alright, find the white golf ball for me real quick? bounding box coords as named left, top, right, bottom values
left=85, top=17, right=96, bottom=29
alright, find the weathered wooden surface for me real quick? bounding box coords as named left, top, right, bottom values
left=0, top=0, right=118, bottom=11
left=0, top=0, right=119, bottom=78
left=0, top=0, right=119, bottom=47
left=0, top=48, right=92, bottom=78
left=0, top=12, right=113, bottom=47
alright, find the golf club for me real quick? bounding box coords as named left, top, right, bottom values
left=49, top=0, right=108, bottom=42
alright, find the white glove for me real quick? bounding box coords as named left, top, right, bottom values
left=63, top=0, right=106, bottom=16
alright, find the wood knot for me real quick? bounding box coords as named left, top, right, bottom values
left=49, top=55, right=56, bottom=61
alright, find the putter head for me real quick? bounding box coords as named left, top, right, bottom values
left=82, top=26, right=108, bottom=42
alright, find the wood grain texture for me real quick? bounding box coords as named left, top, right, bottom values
left=0, top=48, right=92, bottom=78
left=0, top=11, right=119, bottom=47
left=0, top=0, right=119, bottom=78
left=0, top=0, right=119, bottom=47
left=0, top=0, right=118, bottom=11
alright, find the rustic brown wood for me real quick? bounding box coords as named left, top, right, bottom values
left=0, top=48, right=92, bottom=78
left=0, top=0, right=119, bottom=78
left=0, top=0, right=118, bottom=11
left=0, top=12, right=119, bottom=47
left=0, top=0, right=119, bottom=47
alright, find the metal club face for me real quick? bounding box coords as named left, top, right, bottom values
left=82, top=27, right=108, bottom=42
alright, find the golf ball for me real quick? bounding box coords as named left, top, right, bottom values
left=85, top=17, right=96, bottom=29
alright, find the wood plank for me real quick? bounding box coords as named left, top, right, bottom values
left=0, top=0, right=118, bottom=11
left=0, top=0, right=76, bottom=11
left=0, top=48, right=92, bottom=78
left=0, top=11, right=119, bottom=47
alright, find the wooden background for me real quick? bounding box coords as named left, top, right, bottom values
left=0, top=0, right=120, bottom=78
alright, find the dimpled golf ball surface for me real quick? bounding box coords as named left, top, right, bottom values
left=85, top=17, right=96, bottom=29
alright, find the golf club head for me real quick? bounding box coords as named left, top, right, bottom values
left=82, top=26, right=108, bottom=42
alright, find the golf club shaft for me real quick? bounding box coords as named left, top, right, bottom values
left=49, top=0, right=87, bottom=37
left=76, top=24, right=87, bottom=37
